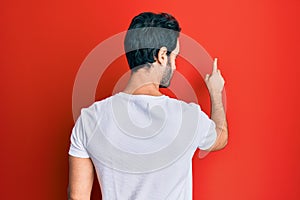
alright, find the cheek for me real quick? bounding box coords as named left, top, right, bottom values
left=169, top=55, right=176, bottom=70
left=171, top=58, right=176, bottom=70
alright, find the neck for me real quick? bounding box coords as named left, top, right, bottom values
left=122, top=68, right=163, bottom=96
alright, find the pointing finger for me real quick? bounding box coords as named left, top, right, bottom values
left=213, top=58, right=218, bottom=73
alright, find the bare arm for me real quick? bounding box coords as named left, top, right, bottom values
left=68, top=156, right=94, bottom=200
left=204, top=58, right=228, bottom=151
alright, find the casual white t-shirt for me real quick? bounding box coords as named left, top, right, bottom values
left=69, top=92, right=217, bottom=200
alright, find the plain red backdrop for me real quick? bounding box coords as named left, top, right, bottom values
left=1, top=0, right=300, bottom=199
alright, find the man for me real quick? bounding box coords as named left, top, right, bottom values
left=68, top=12, right=228, bottom=200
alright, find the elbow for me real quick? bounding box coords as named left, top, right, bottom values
left=213, top=128, right=228, bottom=151
left=67, top=193, right=82, bottom=200
left=67, top=187, right=74, bottom=200
left=68, top=195, right=81, bottom=200
left=67, top=187, right=79, bottom=200
left=67, top=190, right=90, bottom=200
left=220, top=128, right=229, bottom=149
left=221, top=138, right=228, bottom=149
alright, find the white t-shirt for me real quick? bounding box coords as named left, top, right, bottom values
left=69, top=92, right=217, bottom=200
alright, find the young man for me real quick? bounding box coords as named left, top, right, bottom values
left=68, top=12, right=228, bottom=200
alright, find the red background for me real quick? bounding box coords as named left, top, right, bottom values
left=1, top=0, right=300, bottom=199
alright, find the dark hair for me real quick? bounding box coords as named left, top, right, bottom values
left=124, top=12, right=181, bottom=71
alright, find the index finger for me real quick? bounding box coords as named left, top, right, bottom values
left=213, top=58, right=218, bottom=73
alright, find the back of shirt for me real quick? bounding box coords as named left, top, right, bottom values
left=69, top=92, right=217, bottom=200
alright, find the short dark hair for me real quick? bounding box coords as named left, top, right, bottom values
left=124, top=12, right=181, bottom=71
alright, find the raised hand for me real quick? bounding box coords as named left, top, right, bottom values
left=204, top=58, right=225, bottom=94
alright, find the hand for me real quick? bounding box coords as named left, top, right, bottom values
left=204, top=58, right=225, bottom=94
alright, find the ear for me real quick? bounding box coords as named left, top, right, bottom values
left=157, top=46, right=168, bottom=67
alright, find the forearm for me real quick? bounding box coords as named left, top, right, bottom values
left=210, top=92, right=228, bottom=150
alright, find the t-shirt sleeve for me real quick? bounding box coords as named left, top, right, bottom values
left=197, top=107, right=217, bottom=150
left=68, top=111, right=90, bottom=158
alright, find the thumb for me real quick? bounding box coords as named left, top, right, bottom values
left=205, top=74, right=210, bottom=82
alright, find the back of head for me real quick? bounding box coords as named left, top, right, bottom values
left=124, top=12, right=181, bottom=71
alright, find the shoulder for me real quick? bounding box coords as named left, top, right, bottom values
left=80, top=95, right=114, bottom=122
left=85, top=95, right=113, bottom=111
left=167, top=97, right=201, bottom=111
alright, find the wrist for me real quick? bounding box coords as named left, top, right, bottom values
left=209, top=90, right=222, bottom=98
left=209, top=91, right=223, bottom=104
